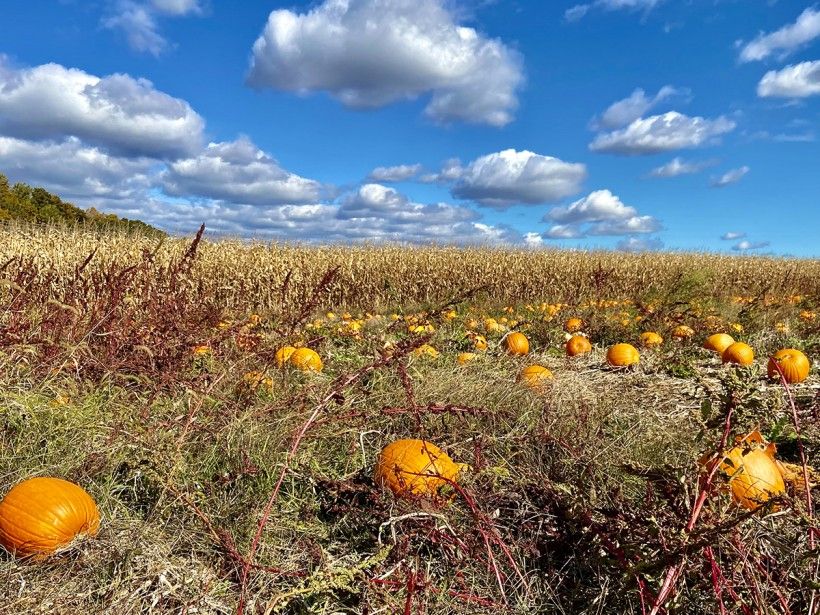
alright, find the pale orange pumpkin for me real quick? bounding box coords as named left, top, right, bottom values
left=457, top=352, right=477, bottom=365
left=374, top=439, right=466, bottom=497
left=767, top=349, right=811, bottom=384
left=0, top=477, right=100, bottom=557
left=566, top=335, right=592, bottom=357
left=607, top=343, right=640, bottom=367
left=722, top=342, right=754, bottom=366
left=518, top=364, right=553, bottom=389
left=720, top=432, right=786, bottom=511
left=288, top=347, right=323, bottom=371
left=703, top=333, right=735, bottom=354
left=672, top=325, right=695, bottom=340
left=504, top=332, right=530, bottom=356
left=640, top=331, right=663, bottom=348
left=564, top=318, right=583, bottom=333
left=275, top=345, right=297, bottom=367
left=413, top=344, right=440, bottom=359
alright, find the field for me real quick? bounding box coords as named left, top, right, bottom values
left=1, top=223, right=819, bottom=614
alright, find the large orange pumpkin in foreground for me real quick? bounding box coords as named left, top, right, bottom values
left=722, top=342, right=754, bottom=366
left=0, top=477, right=100, bottom=557
left=720, top=431, right=786, bottom=511
left=375, top=439, right=466, bottom=497
left=518, top=364, right=553, bottom=389
left=504, top=332, right=530, bottom=356
left=640, top=331, right=663, bottom=348
left=703, top=333, right=735, bottom=354
left=566, top=335, right=592, bottom=357
left=289, top=347, right=323, bottom=371
left=767, top=348, right=811, bottom=384
left=607, top=343, right=640, bottom=367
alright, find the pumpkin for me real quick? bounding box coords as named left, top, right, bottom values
left=564, top=318, right=583, bottom=333
left=672, top=325, right=694, bottom=340
left=288, top=347, right=323, bottom=372
left=722, top=342, right=754, bottom=366
left=720, top=431, right=785, bottom=510
left=504, top=332, right=529, bottom=356
left=518, top=364, right=553, bottom=389
left=640, top=331, right=663, bottom=348
left=374, top=439, right=466, bottom=497
left=275, top=345, right=297, bottom=367
left=703, top=333, right=735, bottom=354
left=0, top=477, right=100, bottom=557
left=767, top=348, right=810, bottom=384
left=457, top=352, right=477, bottom=365
left=566, top=335, right=592, bottom=357
left=413, top=344, right=440, bottom=359
left=607, top=343, right=640, bottom=367
left=472, top=334, right=488, bottom=352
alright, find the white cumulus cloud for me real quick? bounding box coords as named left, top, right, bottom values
left=594, top=86, right=685, bottom=130
left=246, top=0, right=523, bottom=126
left=721, top=231, right=746, bottom=241
left=366, top=163, right=422, bottom=182
left=733, top=240, right=770, bottom=251
left=757, top=60, right=820, bottom=98
left=738, top=7, right=820, bottom=63
left=447, top=149, right=587, bottom=207
left=0, top=58, right=204, bottom=158
left=589, top=111, right=736, bottom=155
left=103, top=0, right=203, bottom=56
left=544, top=189, right=660, bottom=238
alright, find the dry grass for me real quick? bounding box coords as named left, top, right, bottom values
left=0, top=223, right=819, bottom=614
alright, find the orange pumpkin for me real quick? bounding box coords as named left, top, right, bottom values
left=0, top=477, right=100, bottom=557
left=413, top=344, right=440, bottom=359
left=374, top=439, right=466, bottom=497
left=472, top=334, right=488, bottom=352
left=640, top=331, right=663, bottom=348
left=289, top=347, right=323, bottom=371
left=722, top=342, right=754, bottom=366
left=703, top=333, right=735, bottom=354
left=504, top=332, right=529, bottom=356
left=607, top=343, right=640, bottom=367
left=457, top=352, right=477, bottom=365
left=767, top=349, right=810, bottom=384
left=564, top=317, right=583, bottom=333
left=566, top=335, right=592, bottom=357
left=275, top=345, right=297, bottom=367
left=672, top=325, right=695, bottom=340
left=720, top=432, right=785, bottom=510
left=518, top=364, right=553, bottom=389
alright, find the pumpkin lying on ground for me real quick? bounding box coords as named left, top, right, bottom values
left=504, top=332, right=529, bottom=356
left=640, top=331, right=663, bottom=348
left=518, top=364, right=553, bottom=389
left=672, top=325, right=694, bottom=340
left=457, top=352, right=477, bottom=365
left=275, top=345, right=296, bottom=367
left=720, top=431, right=786, bottom=511
left=722, top=342, right=754, bottom=366
left=607, top=343, right=640, bottom=367
left=703, top=333, right=735, bottom=354
left=566, top=335, right=592, bottom=357
left=564, top=318, right=583, bottom=333
left=375, top=439, right=466, bottom=497
left=0, top=477, right=100, bottom=558
left=289, top=347, right=323, bottom=371
left=767, top=348, right=810, bottom=384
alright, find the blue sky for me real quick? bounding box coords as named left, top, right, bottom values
left=1, top=0, right=818, bottom=255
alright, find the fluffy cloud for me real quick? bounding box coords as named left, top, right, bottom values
left=733, top=240, right=770, bottom=251
left=710, top=166, right=749, bottom=188
left=103, top=0, right=203, bottom=56
left=594, top=86, right=684, bottom=130
left=565, top=0, right=661, bottom=22
left=617, top=236, right=664, bottom=252
left=445, top=149, right=586, bottom=207
left=721, top=231, right=746, bottom=241
left=544, top=189, right=660, bottom=238
left=0, top=136, right=155, bottom=202
left=161, top=137, right=325, bottom=205
left=738, top=7, right=820, bottom=63
left=246, top=0, right=523, bottom=126
left=757, top=61, right=820, bottom=98
left=0, top=59, right=204, bottom=158
left=366, top=163, right=422, bottom=182
left=648, top=157, right=716, bottom=178
left=589, top=111, right=736, bottom=155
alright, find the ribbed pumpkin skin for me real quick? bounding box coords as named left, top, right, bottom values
left=566, top=335, right=592, bottom=357
left=767, top=349, right=810, bottom=384
left=375, top=440, right=464, bottom=497
left=721, top=447, right=785, bottom=511
left=722, top=342, right=754, bottom=366
left=519, top=364, right=553, bottom=388
left=275, top=345, right=296, bottom=367
left=640, top=332, right=663, bottom=348
left=289, top=347, right=323, bottom=371
left=0, top=477, right=99, bottom=557
left=672, top=325, right=694, bottom=340
left=607, top=343, right=640, bottom=367
left=564, top=318, right=583, bottom=333
left=704, top=333, right=735, bottom=354
left=504, top=332, right=529, bottom=356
